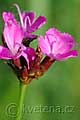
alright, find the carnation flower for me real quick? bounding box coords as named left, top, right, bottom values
left=39, top=28, right=78, bottom=60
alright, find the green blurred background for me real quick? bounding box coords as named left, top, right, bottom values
left=0, top=0, right=80, bottom=120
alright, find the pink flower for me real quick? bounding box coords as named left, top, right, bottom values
left=15, top=4, right=46, bottom=39
left=22, top=12, right=46, bottom=39
left=3, top=4, right=46, bottom=40
left=38, top=28, right=78, bottom=60
left=0, top=12, right=35, bottom=68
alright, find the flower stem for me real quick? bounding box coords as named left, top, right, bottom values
left=17, top=82, right=27, bottom=120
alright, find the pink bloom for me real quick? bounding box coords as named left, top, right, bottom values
left=38, top=28, right=78, bottom=60
left=3, top=4, right=46, bottom=40
left=15, top=4, right=46, bottom=39
left=22, top=12, right=46, bottom=39
left=0, top=12, right=35, bottom=68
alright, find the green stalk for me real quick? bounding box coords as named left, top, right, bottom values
left=17, top=82, right=27, bottom=120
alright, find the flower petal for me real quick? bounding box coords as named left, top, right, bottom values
left=55, top=50, right=78, bottom=60
left=21, top=51, right=29, bottom=69
left=21, top=47, right=36, bottom=69
left=22, top=12, right=35, bottom=24
left=24, top=47, right=35, bottom=61
left=61, top=33, right=75, bottom=50
left=24, top=33, right=37, bottom=40
left=0, top=46, right=13, bottom=59
left=29, top=16, right=46, bottom=32
left=22, top=12, right=35, bottom=32
left=46, top=28, right=76, bottom=55
left=38, top=36, right=51, bottom=55
left=2, top=12, right=17, bottom=24
left=3, top=13, right=23, bottom=55
left=46, top=28, right=65, bottom=54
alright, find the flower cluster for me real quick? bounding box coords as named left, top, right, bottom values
left=0, top=4, right=78, bottom=84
